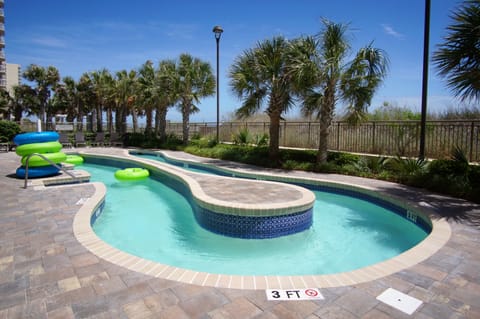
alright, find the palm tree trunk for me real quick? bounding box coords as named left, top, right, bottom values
left=317, top=87, right=335, bottom=164
left=132, top=108, right=138, bottom=133
left=156, top=105, right=168, bottom=142
left=145, top=107, right=153, bottom=134
left=96, top=104, right=103, bottom=132
left=182, top=104, right=190, bottom=145
left=268, top=110, right=281, bottom=161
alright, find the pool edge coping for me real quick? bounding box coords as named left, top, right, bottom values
left=71, top=150, right=452, bottom=290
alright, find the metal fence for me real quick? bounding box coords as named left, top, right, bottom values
left=17, top=119, right=480, bottom=162
left=169, top=120, right=480, bottom=162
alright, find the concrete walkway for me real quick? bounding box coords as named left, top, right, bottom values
left=1, top=148, right=479, bottom=318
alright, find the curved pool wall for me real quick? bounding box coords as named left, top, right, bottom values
left=131, top=150, right=433, bottom=234
left=83, top=154, right=314, bottom=239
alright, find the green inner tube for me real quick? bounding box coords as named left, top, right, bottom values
left=15, top=141, right=63, bottom=156
left=21, top=152, right=67, bottom=167
left=64, top=155, right=84, bottom=166
left=114, top=168, right=149, bottom=181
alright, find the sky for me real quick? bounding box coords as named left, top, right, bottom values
left=4, top=0, right=466, bottom=122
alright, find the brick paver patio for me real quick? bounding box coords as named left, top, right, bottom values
left=0, top=148, right=479, bottom=318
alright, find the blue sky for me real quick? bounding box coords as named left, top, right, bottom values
left=5, top=0, right=464, bottom=122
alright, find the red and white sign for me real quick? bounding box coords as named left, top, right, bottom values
left=266, top=288, right=324, bottom=301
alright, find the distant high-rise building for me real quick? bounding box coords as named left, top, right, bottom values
left=0, top=0, right=5, bottom=90
left=6, top=63, right=20, bottom=93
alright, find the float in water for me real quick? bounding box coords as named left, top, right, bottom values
left=114, top=168, right=149, bottom=181
left=64, top=155, right=84, bottom=166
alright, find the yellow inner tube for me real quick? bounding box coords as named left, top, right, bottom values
left=114, top=168, right=149, bottom=181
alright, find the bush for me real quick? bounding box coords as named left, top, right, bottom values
left=327, top=152, right=360, bottom=166
left=0, top=120, right=21, bottom=142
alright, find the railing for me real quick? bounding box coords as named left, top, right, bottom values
left=16, top=119, right=480, bottom=162
left=166, top=120, right=480, bottom=162
left=23, top=153, right=76, bottom=189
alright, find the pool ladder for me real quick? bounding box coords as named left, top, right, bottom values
left=23, top=153, right=77, bottom=189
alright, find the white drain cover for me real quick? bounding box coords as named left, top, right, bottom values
left=376, top=288, right=422, bottom=315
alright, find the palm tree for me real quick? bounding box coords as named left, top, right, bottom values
left=155, top=59, right=179, bottom=141
left=300, top=20, right=388, bottom=163
left=137, top=61, right=156, bottom=134
left=114, top=69, right=138, bottom=134
left=22, top=64, right=60, bottom=125
left=9, top=85, right=37, bottom=121
left=53, top=76, right=80, bottom=123
left=0, top=89, right=11, bottom=119
left=89, top=69, right=114, bottom=132
left=176, top=53, right=215, bottom=144
left=432, top=0, right=480, bottom=101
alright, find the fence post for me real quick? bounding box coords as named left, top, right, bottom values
left=372, top=121, right=376, bottom=153
left=470, top=121, right=475, bottom=162
left=336, top=122, right=340, bottom=150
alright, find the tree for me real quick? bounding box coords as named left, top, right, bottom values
left=114, top=69, right=137, bottom=134
left=9, top=85, right=38, bottom=121
left=432, top=0, right=480, bottom=101
left=300, top=20, right=388, bottom=163
left=22, top=64, right=60, bottom=124
left=229, top=36, right=300, bottom=160
left=89, top=69, right=114, bottom=132
left=176, top=53, right=215, bottom=144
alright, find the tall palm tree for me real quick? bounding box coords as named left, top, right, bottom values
left=89, top=69, right=114, bottom=132
left=155, top=59, right=179, bottom=141
left=176, top=53, right=215, bottom=144
left=22, top=64, right=60, bottom=125
left=53, top=76, right=80, bottom=123
left=114, top=69, right=138, bottom=134
left=9, top=85, right=37, bottom=121
left=432, top=0, right=480, bottom=101
left=229, top=36, right=300, bottom=160
left=300, top=20, right=388, bottom=163
left=0, top=89, right=11, bottom=119
left=137, top=61, right=156, bottom=134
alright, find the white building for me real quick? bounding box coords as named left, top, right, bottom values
left=6, top=63, right=20, bottom=93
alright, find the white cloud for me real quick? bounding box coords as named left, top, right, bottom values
left=381, top=24, right=405, bottom=39
left=31, top=36, right=67, bottom=48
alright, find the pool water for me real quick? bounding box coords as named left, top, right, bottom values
left=86, top=162, right=428, bottom=276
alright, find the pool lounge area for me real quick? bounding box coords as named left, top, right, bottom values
left=1, top=147, right=479, bottom=318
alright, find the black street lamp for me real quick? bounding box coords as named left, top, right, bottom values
left=213, top=25, right=223, bottom=142
left=419, top=0, right=431, bottom=160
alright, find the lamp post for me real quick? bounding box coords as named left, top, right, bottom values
left=419, top=0, right=430, bottom=160
left=213, top=25, right=223, bottom=142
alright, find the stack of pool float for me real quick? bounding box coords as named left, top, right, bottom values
left=14, top=131, right=66, bottom=178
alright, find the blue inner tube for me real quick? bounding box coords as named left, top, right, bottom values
left=16, top=165, right=60, bottom=178
left=13, top=132, right=60, bottom=146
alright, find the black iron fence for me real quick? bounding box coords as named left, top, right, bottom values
left=17, top=119, right=480, bottom=162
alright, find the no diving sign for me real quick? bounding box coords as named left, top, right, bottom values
left=266, top=288, right=324, bottom=301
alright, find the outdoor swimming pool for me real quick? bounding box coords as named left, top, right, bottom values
left=85, top=157, right=429, bottom=276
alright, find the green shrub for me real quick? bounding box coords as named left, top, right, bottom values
left=232, top=128, right=251, bottom=145
left=0, top=120, right=21, bottom=142
left=327, top=152, right=360, bottom=166
left=428, top=159, right=469, bottom=177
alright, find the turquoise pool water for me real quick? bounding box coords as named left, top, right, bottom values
left=86, top=161, right=429, bottom=276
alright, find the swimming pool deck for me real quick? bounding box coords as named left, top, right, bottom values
left=1, top=147, right=480, bottom=318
